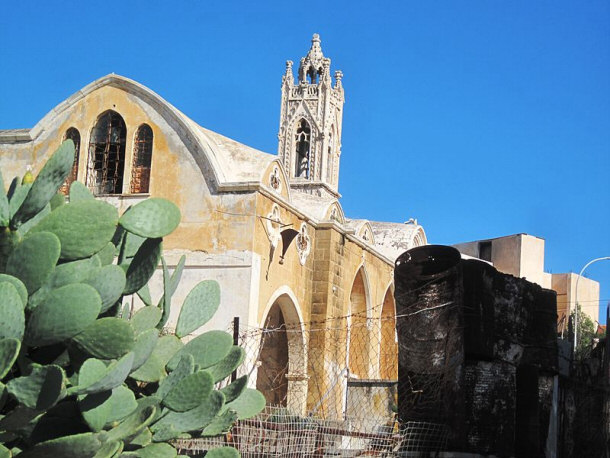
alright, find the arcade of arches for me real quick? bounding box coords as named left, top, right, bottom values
left=255, top=264, right=398, bottom=417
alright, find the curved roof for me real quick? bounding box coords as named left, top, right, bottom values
left=369, top=220, right=427, bottom=262
left=344, top=219, right=376, bottom=244
left=0, top=74, right=276, bottom=191
left=290, top=192, right=345, bottom=223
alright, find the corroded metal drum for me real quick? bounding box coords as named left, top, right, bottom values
left=394, top=245, right=464, bottom=428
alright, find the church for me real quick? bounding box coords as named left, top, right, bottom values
left=0, top=35, right=427, bottom=418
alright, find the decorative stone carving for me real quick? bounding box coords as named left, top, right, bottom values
left=266, top=204, right=282, bottom=248
left=295, top=223, right=311, bottom=266
left=269, top=165, right=281, bottom=192
left=362, top=228, right=371, bottom=242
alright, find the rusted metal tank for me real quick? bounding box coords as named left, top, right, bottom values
left=394, top=245, right=464, bottom=436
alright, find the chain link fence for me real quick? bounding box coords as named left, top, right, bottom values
left=176, top=306, right=450, bottom=456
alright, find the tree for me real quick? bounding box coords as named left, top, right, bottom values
left=571, top=304, right=596, bottom=360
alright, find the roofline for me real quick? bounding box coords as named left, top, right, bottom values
left=0, top=73, right=229, bottom=190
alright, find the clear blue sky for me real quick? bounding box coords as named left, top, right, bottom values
left=1, top=1, right=608, bottom=322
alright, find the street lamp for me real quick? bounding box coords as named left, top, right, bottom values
left=574, top=256, right=610, bottom=354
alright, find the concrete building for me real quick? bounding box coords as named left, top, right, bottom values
left=453, top=233, right=601, bottom=329
left=0, top=35, right=427, bottom=418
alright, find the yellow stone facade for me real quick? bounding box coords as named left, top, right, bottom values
left=0, top=37, right=427, bottom=418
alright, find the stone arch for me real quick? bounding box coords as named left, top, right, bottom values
left=378, top=284, right=398, bottom=380
left=347, top=265, right=373, bottom=379
left=257, top=287, right=307, bottom=414
left=86, top=110, right=127, bottom=195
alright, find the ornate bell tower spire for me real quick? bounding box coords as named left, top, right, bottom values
left=277, top=34, right=345, bottom=199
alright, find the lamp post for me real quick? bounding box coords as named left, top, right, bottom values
left=574, top=256, right=610, bottom=355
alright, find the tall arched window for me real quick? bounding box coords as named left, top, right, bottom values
left=326, top=127, right=334, bottom=183
left=294, top=119, right=311, bottom=179
left=87, top=111, right=126, bottom=195
left=60, top=127, right=80, bottom=195
left=130, top=124, right=153, bottom=193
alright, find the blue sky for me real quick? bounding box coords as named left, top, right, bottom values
left=1, top=1, right=608, bottom=322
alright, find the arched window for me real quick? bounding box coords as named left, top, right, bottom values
left=326, top=127, right=334, bottom=183
left=130, top=124, right=153, bottom=193
left=87, top=111, right=126, bottom=195
left=294, top=119, right=311, bottom=178
left=60, top=127, right=80, bottom=195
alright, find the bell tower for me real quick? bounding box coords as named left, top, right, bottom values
left=278, top=34, right=345, bottom=199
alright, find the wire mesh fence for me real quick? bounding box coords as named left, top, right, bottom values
left=174, top=306, right=450, bottom=457
left=174, top=406, right=449, bottom=457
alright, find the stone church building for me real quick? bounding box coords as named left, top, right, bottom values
left=0, top=35, right=427, bottom=418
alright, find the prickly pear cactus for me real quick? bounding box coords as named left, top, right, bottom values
left=0, top=140, right=265, bottom=457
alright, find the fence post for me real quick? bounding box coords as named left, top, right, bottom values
left=232, top=316, right=240, bottom=382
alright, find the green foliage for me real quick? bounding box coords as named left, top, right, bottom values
left=572, top=304, right=597, bottom=360
left=175, top=280, right=220, bottom=338
left=0, top=141, right=264, bottom=457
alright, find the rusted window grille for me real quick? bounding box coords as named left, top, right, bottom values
left=87, top=111, right=126, bottom=195
left=294, top=119, right=311, bottom=179
left=59, top=127, right=80, bottom=195
left=130, top=124, right=153, bottom=193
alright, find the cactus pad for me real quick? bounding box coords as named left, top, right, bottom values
left=94, top=242, right=116, bottom=266
left=131, top=328, right=159, bottom=372
left=68, top=181, right=93, bottom=202
left=130, top=334, right=181, bottom=382
left=72, top=318, right=135, bottom=359
left=47, top=257, right=100, bottom=288
left=223, top=388, right=266, bottom=420
left=175, top=280, right=220, bottom=338
left=0, top=282, right=25, bottom=340
left=130, top=354, right=165, bottom=383
left=6, top=364, right=65, bottom=410
left=119, top=198, right=181, bottom=239
left=49, top=192, right=66, bottom=211
left=132, top=307, right=163, bottom=335
left=85, top=265, right=127, bottom=313
left=16, top=432, right=103, bottom=458
left=11, top=139, right=75, bottom=228
left=92, top=439, right=122, bottom=458
left=0, top=171, right=9, bottom=227
left=0, top=274, right=27, bottom=308
left=156, top=354, right=194, bottom=400
left=6, top=231, right=60, bottom=294
left=206, top=346, right=245, bottom=383
left=128, top=443, right=177, bottom=458
left=0, top=338, right=20, bottom=379
left=75, top=353, right=135, bottom=395
left=219, top=375, right=248, bottom=404
left=24, top=283, right=102, bottom=347
left=168, top=331, right=232, bottom=371
left=9, top=183, right=31, bottom=221
left=106, top=404, right=157, bottom=443
left=79, top=385, right=137, bottom=432
left=123, top=238, right=162, bottom=294
left=204, top=447, right=240, bottom=458
left=151, top=390, right=224, bottom=434
left=163, top=371, right=214, bottom=412
left=201, top=409, right=238, bottom=437
left=29, top=200, right=118, bottom=260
